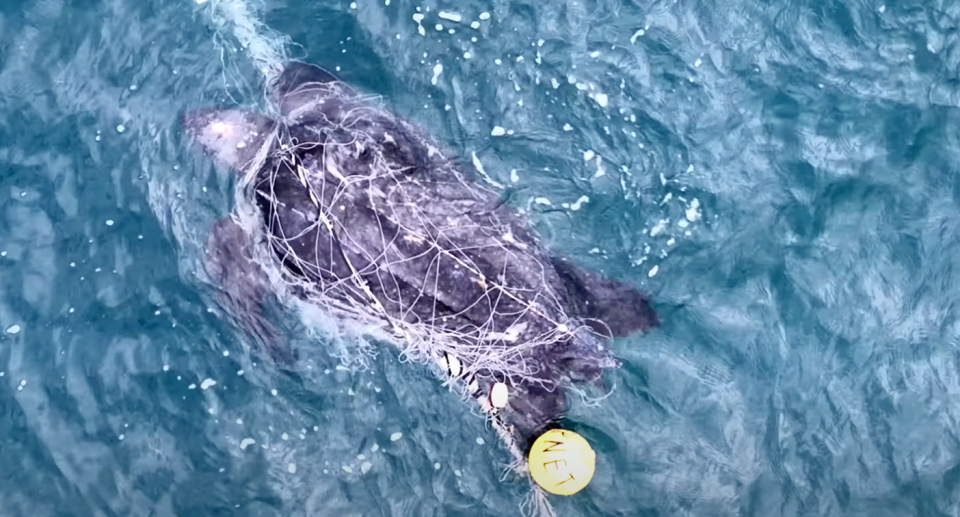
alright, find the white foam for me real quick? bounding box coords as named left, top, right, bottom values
left=594, top=157, right=606, bottom=177
left=413, top=13, right=425, bottom=35
left=438, top=11, right=461, bottom=22
left=491, top=126, right=506, bottom=136
left=240, top=438, right=256, bottom=450
left=650, top=219, right=669, bottom=237
left=471, top=152, right=504, bottom=188
left=431, top=63, right=443, bottom=85
left=390, top=432, right=403, bottom=441
left=200, top=378, right=217, bottom=390
left=570, top=196, right=589, bottom=211
left=5, top=324, right=21, bottom=335
left=200, top=0, right=289, bottom=82
left=685, top=198, right=702, bottom=222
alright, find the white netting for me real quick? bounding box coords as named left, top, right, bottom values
left=225, top=77, right=598, bottom=514
left=239, top=80, right=600, bottom=386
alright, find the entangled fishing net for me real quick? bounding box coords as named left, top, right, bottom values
left=223, top=73, right=606, bottom=517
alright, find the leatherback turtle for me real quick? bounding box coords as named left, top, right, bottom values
left=183, top=61, right=657, bottom=468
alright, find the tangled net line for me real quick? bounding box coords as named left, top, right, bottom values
left=261, top=83, right=597, bottom=386
left=232, top=81, right=596, bottom=517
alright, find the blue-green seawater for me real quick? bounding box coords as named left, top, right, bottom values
left=2, top=0, right=960, bottom=515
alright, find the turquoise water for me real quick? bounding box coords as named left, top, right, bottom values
left=2, top=0, right=960, bottom=515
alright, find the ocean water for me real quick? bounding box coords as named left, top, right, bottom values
left=2, top=0, right=960, bottom=516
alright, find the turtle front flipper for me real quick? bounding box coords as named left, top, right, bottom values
left=204, top=215, right=297, bottom=366
left=550, top=255, right=658, bottom=338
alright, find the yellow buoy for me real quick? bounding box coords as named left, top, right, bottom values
left=527, top=429, right=596, bottom=496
